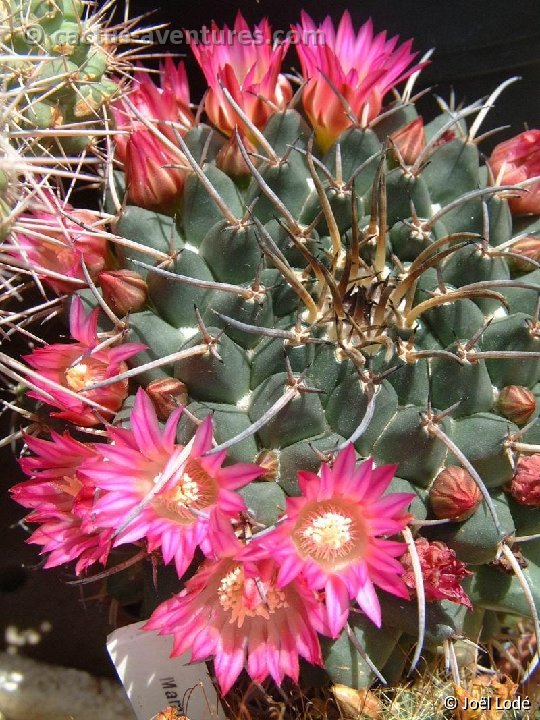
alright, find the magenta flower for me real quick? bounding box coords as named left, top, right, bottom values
left=24, top=297, right=145, bottom=426
left=293, top=11, right=423, bottom=152
left=10, top=201, right=109, bottom=295
left=11, top=432, right=111, bottom=574
left=112, top=58, right=193, bottom=164
left=85, top=389, right=263, bottom=576
left=145, top=551, right=325, bottom=694
left=243, top=446, right=414, bottom=637
left=190, top=12, right=292, bottom=139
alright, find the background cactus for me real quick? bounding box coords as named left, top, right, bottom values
left=6, top=5, right=540, bottom=708
left=0, top=0, right=136, bottom=253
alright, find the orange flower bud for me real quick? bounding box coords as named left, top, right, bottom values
left=216, top=134, right=253, bottom=178
left=254, top=449, right=280, bottom=482
left=146, top=378, right=188, bottom=421
left=507, top=234, right=540, bottom=272
left=390, top=117, right=426, bottom=165
left=98, top=270, right=148, bottom=316
left=332, top=685, right=381, bottom=719
left=429, top=466, right=482, bottom=521
left=498, top=385, right=536, bottom=426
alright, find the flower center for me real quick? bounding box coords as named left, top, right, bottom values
left=55, top=474, right=82, bottom=497
left=217, top=565, right=287, bottom=628
left=292, top=500, right=367, bottom=571
left=157, top=459, right=218, bottom=524
left=65, top=363, right=92, bottom=391
left=302, top=511, right=353, bottom=549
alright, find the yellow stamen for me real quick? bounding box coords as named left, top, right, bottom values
left=65, top=363, right=91, bottom=391
left=217, top=566, right=287, bottom=628
left=293, top=501, right=367, bottom=570
left=302, top=511, right=353, bottom=550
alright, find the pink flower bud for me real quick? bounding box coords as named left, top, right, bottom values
left=429, top=466, right=482, bottom=521
left=98, top=269, right=148, bottom=316
left=125, top=131, right=187, bottom=211
left=510, top=455, right=540, bottom=506
left=498, top=385, right=536, bottom=426
left=490, top=130, right=540, bottom=215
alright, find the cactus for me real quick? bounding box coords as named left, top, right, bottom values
left=2, top=0, right=122, bottom=146
left=8, top=7, right=540, bottom=704
left=0, top=0, right=137, bottom=254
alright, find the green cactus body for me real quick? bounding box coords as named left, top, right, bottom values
left=68, top=97, right=540, bottom=689
left=8, top=8, right=540, bottom=696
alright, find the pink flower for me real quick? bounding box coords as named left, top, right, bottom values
left=24, top=297, right=145, bottom=426
left=293, top=11, right=423, bottom=152
left=509, top=455, right=540, bottom=506
left=490, top=130, right=540, bottom=215
left=11, top=432, right=111, bottom=574
left=190, top=13, right=292, bottom=139
left=85, top=389, right=263, bottom=576
left=113, top=58, right=194, bottom=164
left=242, top=446, right=414, bottom=637
left=10, top=201, right=109, bottom=295
left=401, top=537, right=472, bottom=609
left=144, top=552, right=325, bottom=694
left=125, top=130, right=188, bottom=211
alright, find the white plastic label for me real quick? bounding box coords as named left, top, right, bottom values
left=107, top=621, right=225, bottom=720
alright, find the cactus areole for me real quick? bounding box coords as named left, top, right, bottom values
left=7, top=5, right=540, bottom=701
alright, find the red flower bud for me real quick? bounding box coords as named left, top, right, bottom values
left=402, top=537, right=472, bottom=609
left=498, top=385, right=536, bottom=426
left=98, top=270, right=148, bottom=316
left=146, top=378, right=188, bottom=421
left=429, top=466, right=482, bottom=521
left=490, top=130, right=540, bottom=215
left=510, top=455, right=540, bottom=506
